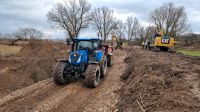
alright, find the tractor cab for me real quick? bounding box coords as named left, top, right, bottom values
left=68, top=38, right=114, bottom=65
left=70, top=38, right=103, bottom=63
left=72, top=38, right=101, bottom=53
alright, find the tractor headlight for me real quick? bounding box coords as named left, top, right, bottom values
left=69, top=52, right=81, bottom=63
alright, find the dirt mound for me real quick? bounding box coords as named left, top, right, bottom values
left=0, top=40, right=68, bottom=98
left=17, top=58, right=54, bottom=82
left=178, top=41, right=200, bottom=51
left=118, top=47, right=200, bottom=112
left=18, top=40, right=68, bottom=58
left=0, top=57, right=54, bottom=97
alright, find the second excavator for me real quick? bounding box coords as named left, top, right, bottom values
left=111, top=34, right=123, bottom=48
left=144, top=28, right=177, bottom=52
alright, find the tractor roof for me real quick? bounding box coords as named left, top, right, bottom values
left=73, top=38, right=100, bottom=41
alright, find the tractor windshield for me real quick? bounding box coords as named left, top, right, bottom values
left=77, top=41, right=93, bottom=51
left=76, top=41, right=99, bottom=52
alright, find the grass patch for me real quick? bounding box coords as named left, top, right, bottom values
left=0, top=45, right=23, bottom=56
left=177, top=50, right=200, bottom=57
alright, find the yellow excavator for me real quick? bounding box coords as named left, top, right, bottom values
left=150, top=28, right=177, bottom=52
left=111, top=34, right=123, bottom=48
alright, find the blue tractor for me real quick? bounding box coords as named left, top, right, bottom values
left=53, top=38, right=114, bottom=88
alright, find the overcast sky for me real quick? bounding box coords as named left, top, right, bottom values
left=0, top=0, right=200, bottom=39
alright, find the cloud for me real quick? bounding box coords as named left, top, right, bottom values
left=0, top=0, right=57, bottom=35
left=0, top=0, right=200, bottom=39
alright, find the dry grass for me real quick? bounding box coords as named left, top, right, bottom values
left=0, top=45, right=23, bottom=56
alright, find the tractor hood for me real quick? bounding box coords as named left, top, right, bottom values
left=69, top=50, right=87, bottom=64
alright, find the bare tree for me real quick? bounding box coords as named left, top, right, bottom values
left=126, top=16, right=140, bottom=40
left=137, top=26, right=145, bottom=42
left=145, top=26, right=156, bottom=39
left=113, top=20, right=126, bottom=40
left=47, top=0, right=91, bottom=40
left=92, top=7, right=115, bottom=42
left=135, top=25, right=157, bottom=44
left=13, top=28, right=43, bottom=40
left=150, top=3, right=189, bottom=37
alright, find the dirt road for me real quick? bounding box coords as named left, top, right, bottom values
left=0, top=49, right=127, bottom=112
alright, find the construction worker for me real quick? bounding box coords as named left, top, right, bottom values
left=144, top=39, right=148, bottom=50
left=147, top=41, right=151, bottom=50
left=142, top=41, right=145, bottom=49
left=144, top=39, right=151, bottom=50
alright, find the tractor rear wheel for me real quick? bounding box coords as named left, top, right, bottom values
left=53, top=61, right=69, bottom=85
left=107, top=55, right=114, bottom=67
left=84, top=65, right=100, bottom=88
left=100, top=56, right=108, bottom=78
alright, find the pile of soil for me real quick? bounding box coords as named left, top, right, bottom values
left=18, top=40, right=68, bottom=58
left=0, top=40, right=68, bottom=97
left=118, top=46, right=200, bottom=112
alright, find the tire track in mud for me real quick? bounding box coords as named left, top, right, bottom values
left=0, top=79, right=56, bottom=112
left=30, top=84, right=80, bottom=112
left=0, top=49, right=127, bottom=112
left=0, top=78, right=52, bottom=106
left=0, top=79, right=82, bottom=112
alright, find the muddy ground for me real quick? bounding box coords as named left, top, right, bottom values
left=0, top=40, right=200, bottom=112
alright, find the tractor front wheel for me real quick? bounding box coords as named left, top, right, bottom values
left=53, top=61, right=69, bottom=85
left=84, top=65, right=100, bottom=88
